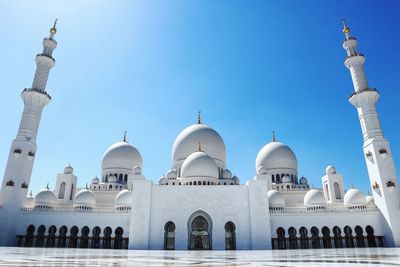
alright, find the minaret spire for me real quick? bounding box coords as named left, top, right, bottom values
left=49, top=19, right=58, bottom=39
left=344, top=22, right=400, bottom=246
left=0, top=22, right=58, bottom=245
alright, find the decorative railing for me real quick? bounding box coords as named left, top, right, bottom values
left=21, top=207, right=130, bottom=214
left=270, top=203, right=379, bottom=215
left=22, top=88, right=52, bottom=99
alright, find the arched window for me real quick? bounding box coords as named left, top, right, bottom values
left=310, top=227, right=320, bottom=249
left=366, top=225, right=377, bottom=247
left=80, top=226, right=90, bottom=248
left=225, top=222, right=236, bottom=250
left=57, top=226, right=68, bottom=248
left=276, top=174, right=280, bottom=182
left=24, top=225, right=35, bottom=247
left=276, top=227, right=286, bottom=249
left=272, top=174, right=275, bottom=182
left=288, top=227, right=297, bottom=249
left=69, top=184, right=74, bottom=200
left=124, top=174, right=128, bottom=182
left=46, top=225, right=57, bottom=247
left=322, top=226, right=332, bottom=248
left=103, top=227, right=112, bottom=249
left=91, top=227, right=101, bottom=249
left=207, top=181, right=210, bottom=185
left=114, top=227, right=124, bottom=249
left=333, top=226, right=343, bottom=248
left=164, top=222, right=175, bottom=250
left=344, top=226, right=354, bottom=248
left=325, top=184, right=330, bottom=201
left=334, top=182, right=341, bottom=199
left=355, top=225, right=365, bottom=247
left=119, top=174, right=123, bottom=181
left=194, top=181, right=197, bottom=185
left=69, top=226, right=79, bottom=248
left=203, top=181, right=206, bottom=185
left=58, top=182, right=66, bottom=199
left=299, top=227, right=309, bottom=249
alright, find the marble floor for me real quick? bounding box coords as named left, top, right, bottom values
left=0, top=247, right=399, bottom=266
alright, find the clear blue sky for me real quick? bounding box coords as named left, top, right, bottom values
left=0, top=0, right=399, bottom=194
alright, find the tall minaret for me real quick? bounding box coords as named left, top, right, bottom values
left=0, top=20, right=58, bottom=246
left=343, top=21, right=400, bottom=246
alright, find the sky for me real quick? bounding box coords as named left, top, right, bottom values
left=0, top=0, right=399, bottom=195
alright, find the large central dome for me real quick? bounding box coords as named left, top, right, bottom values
left=102, top=141, right=142, bottom=171
left=256, top=141, right=297, bottom=171
left=172, top=124, right=226, bottom=169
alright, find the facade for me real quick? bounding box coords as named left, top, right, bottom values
left=0, top=21, right=398, bottom=250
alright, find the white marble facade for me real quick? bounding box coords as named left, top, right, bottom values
left=0, top=22, right=398, bottom=250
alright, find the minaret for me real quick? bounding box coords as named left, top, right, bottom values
left=343, top=21, right=400, bottom=246
left=0, top=20, right=58, bottom=246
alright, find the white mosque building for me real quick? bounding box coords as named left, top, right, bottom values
left=0, top=21, right=399, bottom=250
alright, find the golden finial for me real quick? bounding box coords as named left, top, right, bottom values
left=50, top=18, right=58, bottom=36
left=272, top=131, right=276, bottom=142
left=123, top=131, right=127, bottom=142
left=197, top=111, right=201, bottom=124
left=342, top=19, right=350, bottom=34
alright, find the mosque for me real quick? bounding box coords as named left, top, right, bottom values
left=0, top=20, right=399, bottom=250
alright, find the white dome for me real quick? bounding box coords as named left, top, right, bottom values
left=326, top=165, right=336, bottom=175
left=304, top=189, right=327, bottom=206
left=344, top=188, right=366, bottom=206
left=25, top=193, right=34, bottom=207
left=222, top=169, right=232, bottom=179
left=64, top=164, right=73, bottom=174
left=299, top=176, right=308, bottom=184
left=232, top=175, right=240, bottom=184
left=115, top=189, right=132, bottom=207
left=172, top=124, right=226, bottom=169
left=133, top=166, right=142, bottom=175
left=257, top=166, right=267, bottom=175
left=159, top=176, right=167, bottom=185
left=34, top=189, right=56, bottom=207
left=166, top=169, right=177, bottom=179
left=74, top=189, right=96, bottom=208
left=91, top=177, right=100, bottom=184
left=365, top=195, right=374, bottom=205
left=181, top=151, right=219, bottom=179
left=109, top=175, right=117, bottom=183
left=256, top=141, right=297, bottom=171
left=282, top=175, right=291, bottom=183
left=268, top=190, right=285, bottom=207
left=102, top=141, right=142, bottom=171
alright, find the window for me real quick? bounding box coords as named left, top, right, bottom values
left=164, top=222, right=175, bottom=250
left=59, top=182, right=66, bottom=199
left=334, top=182, right=341, bottom=199
left=69, top=184, right=74, bottom=200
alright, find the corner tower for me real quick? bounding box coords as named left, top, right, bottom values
left=343, top=21, right=400, bottom=246
left=0, top=21, right=58, bottom=245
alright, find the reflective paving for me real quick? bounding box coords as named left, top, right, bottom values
left=0, top=247, right=399, bottom=266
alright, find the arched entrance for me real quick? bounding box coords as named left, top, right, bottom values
left=188, top=212, right=212, bottom=250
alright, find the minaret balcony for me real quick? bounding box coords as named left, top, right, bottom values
left=35, top=53, right=55, bottom=68
left=22, top=88, right=52, bottom=100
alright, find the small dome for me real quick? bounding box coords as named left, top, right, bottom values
left=166, top=169, right=177, bottom=179
left=222, top=169, right=232, bottom=179
left=256, top=141, right=297, bottom=172
left=326, top=165, right=336, bottom=175
left=172, top=124, right=226, bottom=169
left=91, top=177, right=100, bottom=184
left=257, top=166, right=267, bottom=175
left=304, top=189, right=327, bottom=206
left=282, top=175, right=291, bottom=183
left=64, top=164, right=73, bottom=174
left=344, top=188, right=366, bottom=206
left=268, top=190, right=285, bottom=207
left=232, top=175, right=240, bottom=184
left=108, top=175, right=117, bottom=183
left=115, top=189, right=132, bottom=207
left=133, top=166, right=142, bottom=175
left=299, top=176, right=308, bottom=184
left=159, top=176, right=167, bottom=185
left=365, top=195, right=374, bottom=205
left=25, top=193, right=34, bottom=207
left=102, top=141, right=142, bottom=171
left=74, top=189, right=96, bottom=208
left=34, top=189, right=56, bottom=208
left=181, top=151, right=219, bottom=179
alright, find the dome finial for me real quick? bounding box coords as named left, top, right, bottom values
left=197, top=110, right=201, bottom=124
left=198, top=142, right=202, bottom=152
left=272, top=131, right=276, bottom=142
left=123, top=131, right=127, bottom=142
left=29, top=190, right=33, bottom=197
left=342, top=18, right=351, bottom=36
left=49, top=18, right=58, bottom=39
left=85, top=183, right=88, bottom=190
left=46, top=183, right=49, bottom=190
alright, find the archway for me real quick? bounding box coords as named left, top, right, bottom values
left=35, top=225, right=46, bottom=247
left=344, top=226, right=354, bottom=248
left=114, top=227, right=124, bottom=249
left=366, top=225, right=377, bottom=247
left=164, top=222, right=175, bottom=250
left=276, top=227, right=286, bottom=249
left=355, top=225, right=365, bottom=247
left=80, top=226, right=90, bottom=248
left=24, top=225, right=35, bottom=247
left=46, top=225, right=57, bottom=247
left=91, top=227, right=101, bottom=249
left=288, top=227, right=297, bottom=249
left=333, top=226, right=343, bottom=248
left=188, top=211, right=212, bottom=250
left=310, top=227, right=320, bottom=249
left=57, top=226, right=68, bottom=248
left=299, top=227, right=309, bottom=249
left=225, top=222, right=236, bottom=250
